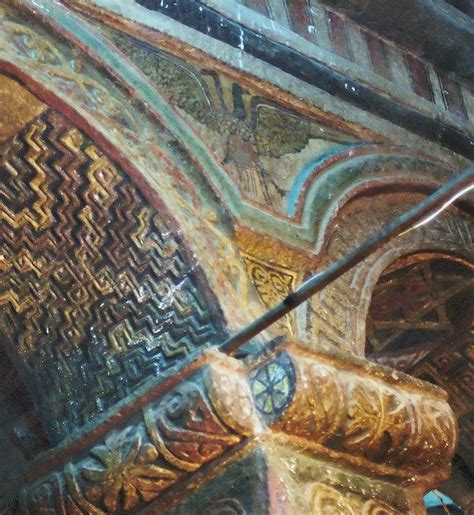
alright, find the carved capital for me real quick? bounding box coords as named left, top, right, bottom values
left=256, top=342, right=457, bottom=485
left=19, top=340, right=457, bottom=513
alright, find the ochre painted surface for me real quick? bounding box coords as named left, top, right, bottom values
left=20, top=341, right=455, bottom=513
left=0, top=74, right=46, bottom=142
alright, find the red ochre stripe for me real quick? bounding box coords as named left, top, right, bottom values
left=439, top=74, right=468, bottom=119
left=364, top=30, right=392, bottom=80
left=245, top=0, right=270, bottom=17
left=287, top=0, right=316, bottom=42
left=406, top=54, right=434, bottom=102
left=326, top=10, right=352, bottom=61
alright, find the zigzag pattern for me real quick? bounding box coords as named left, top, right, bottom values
left=0, top=110, right=226, bottom=442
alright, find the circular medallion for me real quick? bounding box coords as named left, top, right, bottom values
left=250, top=352, right=295, bottom=419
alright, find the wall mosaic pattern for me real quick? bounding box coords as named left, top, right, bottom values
left=0, top=83, right=226, bottom=442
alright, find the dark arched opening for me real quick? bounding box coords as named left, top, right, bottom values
left=366, top=255, right=474, bottom=513
left=0, top=344, right=49, bottom=511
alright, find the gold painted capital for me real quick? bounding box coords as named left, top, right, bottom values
left=0, top=74, right=46, bottom=142
left=207, top=339, right=457, bottom=488
left=21, top=342, right=456, bottom=513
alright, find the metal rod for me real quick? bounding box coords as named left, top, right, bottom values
left=221, top=164, right=474, bottom=355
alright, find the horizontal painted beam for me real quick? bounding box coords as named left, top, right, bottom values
left=136, top=0, right=474, bottom=159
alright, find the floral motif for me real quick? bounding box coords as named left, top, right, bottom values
left=362, top=499, right=398, bottom=514
left=344, top=385, right=410, bottom=461
left=310, top=483, right=357, bottom=515
left=24, top=345, right=457, bottom=514
left=275, top=345, right=457, bottom=474
left=310, top=483, right=398, bottom=515
left=205, top=363, right=262, bottom=436
left=57, top=372, right=246, bottom=514
left=81, top=428, right=178, bottom=512
left=145, top=381, right=243, bottom=473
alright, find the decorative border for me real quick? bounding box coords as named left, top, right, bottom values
left=20, top=354, right=257, bottom=514
left=204, top=0, right=472, bottom=124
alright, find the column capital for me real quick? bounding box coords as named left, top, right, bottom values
left=20, top=338, right=456, bottom=513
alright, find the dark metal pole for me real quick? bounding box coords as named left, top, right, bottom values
left=221, top=164, right=474, bottom=355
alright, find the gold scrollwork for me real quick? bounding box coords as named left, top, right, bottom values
left=309, top=483, right=398, bottom=515
left=273, top=344, right=457, bottom=477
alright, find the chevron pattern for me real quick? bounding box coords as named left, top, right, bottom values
left=0, top=109, right=225, bottom=442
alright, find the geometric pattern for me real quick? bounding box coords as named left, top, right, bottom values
left=250, top=352, right=295, bottom=422
left=411, top=323, right=474, bottom=476
left=366, top=259, right=472, bottom=356
left=19, top=363, right=248, bottom=514
left=0, top=109, right=226, bottom=443
left=240, top=253, right=298, bottom=309
left=239, top=252, right=299, bottom=333
left=366, top=257, right=474, bottom=481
